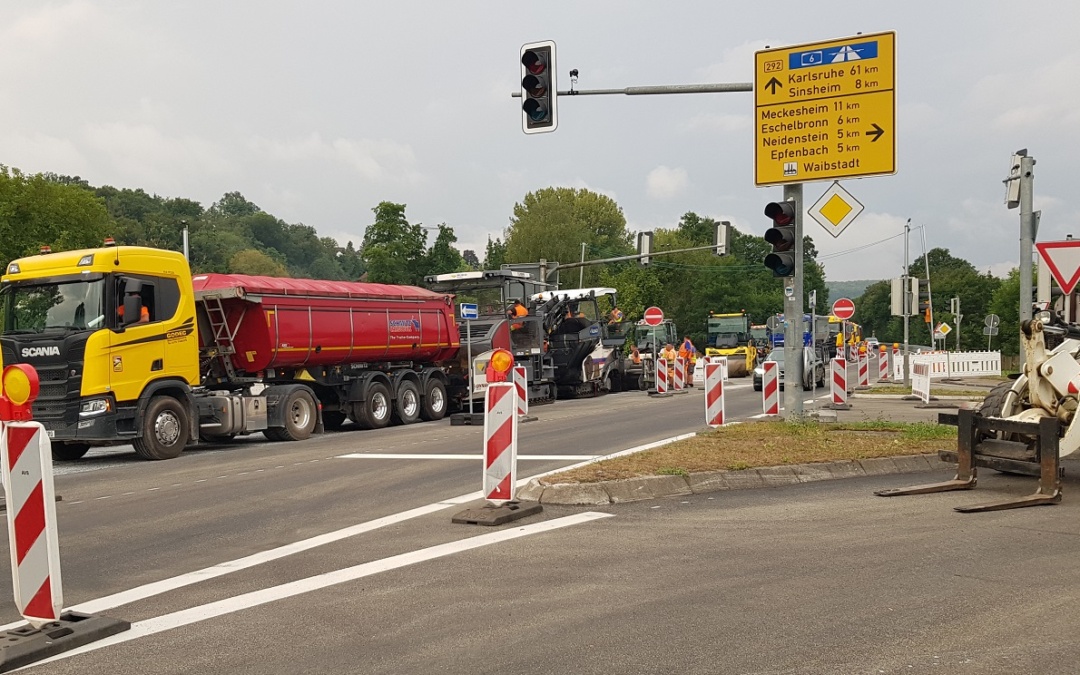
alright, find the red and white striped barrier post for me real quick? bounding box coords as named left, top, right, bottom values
left=892, top=343, right=902, bottom=380
left=857, top=350, right=870, bottom=388
left=0, top=365, right=62, bottom=628
left=830, top=357, right=850, bottom=410
left=483, top=381, right=518, bottom=505
left=762, top=361, right=779, bottom=415
left=673, top=357, right=685, bottom=392
left=704, top=360, right=725, bottom=427
left=2, top=422, right=62, bottom=628
left=512, top=365, right=535, bottom=422
left=878, top=346, right=890, bottom=382
left=655, top=357, right=669, bottom=395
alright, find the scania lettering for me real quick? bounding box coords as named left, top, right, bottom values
left=21, top=346, right=60, bottom=358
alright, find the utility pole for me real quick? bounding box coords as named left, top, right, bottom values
left=579, top=242, right=586, bottom=288
left=784, top=184, right=805, bottom=418
left=903, top=219, right=910, bottom=386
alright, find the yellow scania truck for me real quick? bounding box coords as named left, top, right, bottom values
left=0, top=242, right=463, bottom=461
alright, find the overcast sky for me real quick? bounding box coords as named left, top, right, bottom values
left=2, top=1, right=1076, bottom=281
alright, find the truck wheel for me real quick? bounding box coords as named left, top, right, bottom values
left=322, top=410, right=347, bottom=431
left=265, top=388, right=318, bottom=441
left=133, top=396, right=190, bottom=460
left=420, top=379, right=447, bottom=421
left=52, top=442, right=90, bottom=461
left=354, top=382, right=392, bottom=429
left=393, top=381, right=421, bottom=425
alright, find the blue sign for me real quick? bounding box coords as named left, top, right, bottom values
left=459, top=303, right=478, bottom=320
left=788, top=40, right=878, bottom=70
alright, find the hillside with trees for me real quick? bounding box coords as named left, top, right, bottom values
left=0, top=165, right=1020, bottom=354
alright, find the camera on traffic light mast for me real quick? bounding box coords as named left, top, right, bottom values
left=520, top=41, right=558, bottom=134
left=763, top=200, right=798, bottom=277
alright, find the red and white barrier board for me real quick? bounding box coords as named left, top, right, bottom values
left=2, top=421, right=63, bottom=628
left=877, top=349, right=890, bottom=382
left=830, top=357, right=849, bottom=408
left=656, top=358, right=668, bottom=394
left=673, top=357, right=685, bottom=391
left=483, top=383, right=518, bottom=505
left=762, top=361, right=779, bottom=415
left=858, top=351, right=870, bottom=387
left=704, top=361, right=725, bottom=427
left=513, top=365, right=528, bottom=418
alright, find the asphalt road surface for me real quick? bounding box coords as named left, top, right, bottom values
left=8, top=381, right=1079, bottom=674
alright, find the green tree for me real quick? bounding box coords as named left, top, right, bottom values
left=483, top=236, right=507, bottom=270
left=0, top=166, right=113, bottom=264
left=361, top=202, right=428, bottom=284
left=425, top=224, right=467, bottom=276
left=504, top=187, right=632, bottom=288
left=229, top=249, right=290, bottom=277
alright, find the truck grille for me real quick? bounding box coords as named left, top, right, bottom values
left=30, top=365, right=74, bottom=422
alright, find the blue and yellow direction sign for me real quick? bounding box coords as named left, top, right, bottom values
left=755, top=31, right=895, bottom=186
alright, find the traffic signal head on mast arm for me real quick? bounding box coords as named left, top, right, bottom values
left=520, top=41, right=558, bottom=134
left=762, top=199, right=797, bottom=277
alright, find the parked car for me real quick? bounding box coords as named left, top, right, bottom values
left=753, top=347, right=826, bottom=391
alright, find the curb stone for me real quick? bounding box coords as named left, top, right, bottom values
left=521, top=453, right=950, bottom=506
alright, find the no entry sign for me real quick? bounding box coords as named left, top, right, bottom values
left=832, top=298, right=855, bottom=321
left=643, top=306, right=664, bottom=326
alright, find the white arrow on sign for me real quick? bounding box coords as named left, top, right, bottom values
left=1036, top=240, right=1080, bottom=295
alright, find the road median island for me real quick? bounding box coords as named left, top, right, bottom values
left=519, top=420, right=959, bottom=506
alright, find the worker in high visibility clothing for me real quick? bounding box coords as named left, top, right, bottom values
left=661, top=342, right=678, bottom=382
left=507, top=299, right=527, bottom=330
left=678, top=336, right=697, bottom=386
left=608, top=307, right=624, bottom=324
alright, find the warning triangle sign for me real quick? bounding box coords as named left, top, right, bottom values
left=1036, top=240, right=1080, bottom=295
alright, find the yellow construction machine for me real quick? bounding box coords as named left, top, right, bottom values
left=704, top=311, right=757, bottom=377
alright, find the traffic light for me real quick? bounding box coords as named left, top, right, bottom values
left=763, top=200, right=797, bottom=277
left=520, top=41, right=558, bottom=134
left=918, top=288, right=932, bottom=323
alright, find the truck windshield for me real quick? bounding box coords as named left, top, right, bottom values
left=707, top=317, right=748, bottom=348
left=1, top=279, right=106, bottom=335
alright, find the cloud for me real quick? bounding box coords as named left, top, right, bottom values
left=646, top=166, right=689, bottom=200
left=81, top=122, right=232, bottom=192
left=683, top=112, right=751, bottom=134
left=247, top=133, right=424, bottom=185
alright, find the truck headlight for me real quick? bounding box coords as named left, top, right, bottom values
left=79, top=398, right=113, bottom=418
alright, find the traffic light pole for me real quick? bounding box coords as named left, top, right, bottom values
left=783, top=184, right=804, bottom=419
left=512, top=83, right=752, bottom=99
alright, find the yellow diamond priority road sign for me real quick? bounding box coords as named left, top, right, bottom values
left=755, top=31, right=895, bottom=186
left=808, top=181, right=864, bottom=238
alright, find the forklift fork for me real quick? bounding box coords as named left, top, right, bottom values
left=875, top=409, right=1061, bottom=512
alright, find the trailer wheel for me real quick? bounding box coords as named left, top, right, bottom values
left=133, top=396, right=190, bottom=460
left=354, top=382, right=392, bottom=429
left=52, top=442, right=90, bottom=461
left=264, top=388, right=319, bottom=441
left=420, top=379, right=447, bottom=422
left=322, top=410, right=347, bottom=431
left=393, top=380, right=421, bottom=425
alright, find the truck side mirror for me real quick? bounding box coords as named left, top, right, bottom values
left=121, top=294, right=142, bottom=327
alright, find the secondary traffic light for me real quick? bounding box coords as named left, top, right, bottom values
left=520, top=41, right=558, bottom=134
left=763, top=200, right=797, bottom=277
left=918, top=288, right=932, bottom=323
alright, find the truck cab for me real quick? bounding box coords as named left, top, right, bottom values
left=0, top=245, right=200, bottom=460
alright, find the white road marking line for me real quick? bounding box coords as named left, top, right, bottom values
left=2, top=434, right=688, bottom=633
left=335, top=453, right=601, bottom=461
left=27, top=512, right=614, bottom=668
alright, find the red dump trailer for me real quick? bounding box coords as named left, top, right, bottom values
left=191, top=274, right=460, bottom=374
left=190, top=273, right=461, bottom=440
